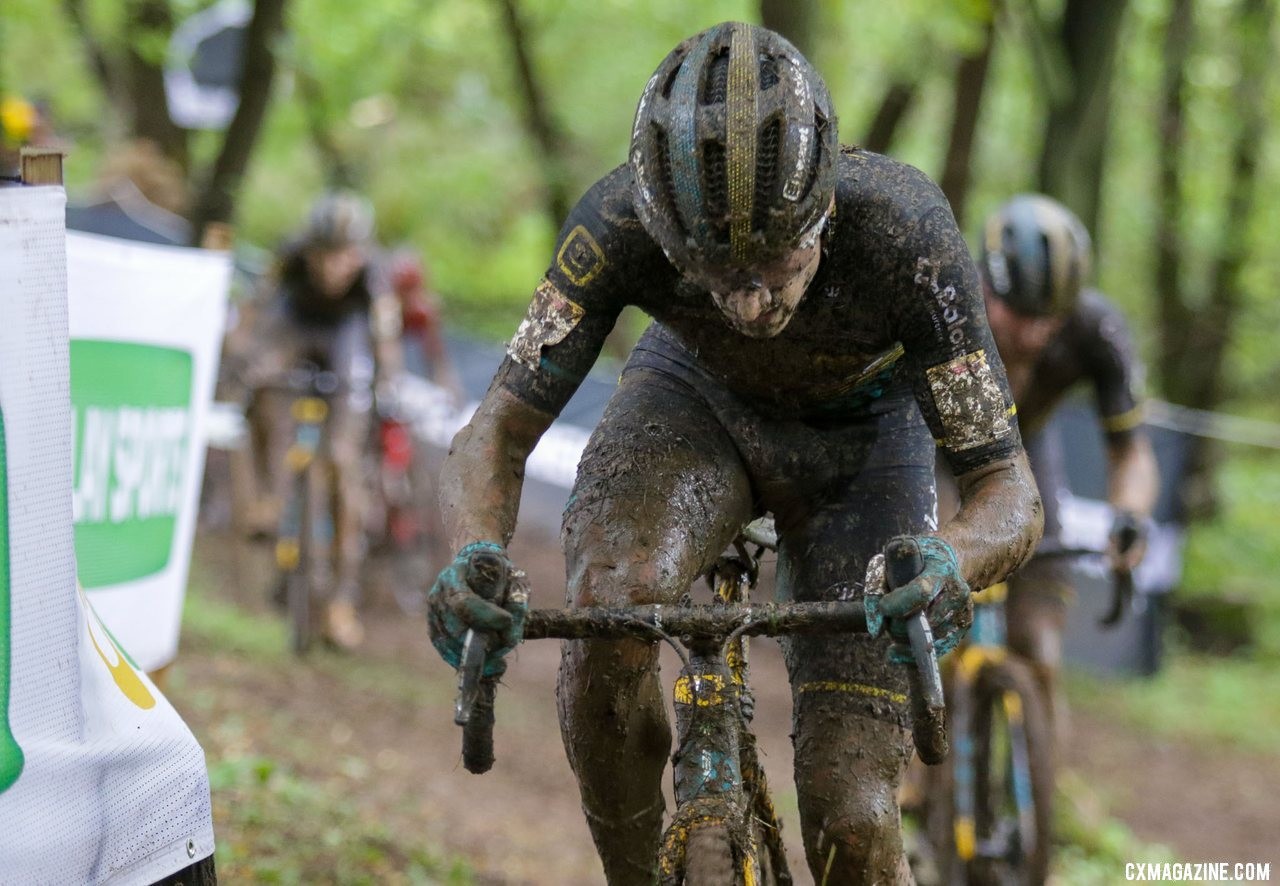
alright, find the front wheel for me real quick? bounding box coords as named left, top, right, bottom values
left=969, top=658, right=1054, bottom=885
left=288, top=467, right=315, bottom=655
left=682, top=824, right=739, bottom=886
left=925, top=655, right=1053, bottom=886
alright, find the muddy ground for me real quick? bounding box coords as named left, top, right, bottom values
left=175, top=523, right=1278, bottom=884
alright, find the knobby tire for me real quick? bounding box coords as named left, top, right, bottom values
left=683, top=823, right=739, bottom=886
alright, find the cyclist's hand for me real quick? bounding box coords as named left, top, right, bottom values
left=427, top=542, right=529, bottom=677
left=864, top=536, right=972, bottom=664
left=1108, top=510, right=1149, bottom=574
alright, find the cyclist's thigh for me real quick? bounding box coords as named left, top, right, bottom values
left=324, top=315, right=375, bottom=473
left=563, top=366, right=752, bottom=607
left=769, top=388, right=936, bottom=730
left=772, top=397, right=933, bottom=875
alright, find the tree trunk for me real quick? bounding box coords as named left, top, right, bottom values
left=123, top=0, right=189, bottom=171
left=189, top=0, right=288, bottom=242
left=1191, top=0, right=1270, bottom=413
left=296, top=62, right=358, bottom=189
left=1036, top=0, right=1130, bottom=234
left=62, top=0, right=124, bottom=113
left=760, top=0, right=815, bottom=57
left=1154, top=0, right=1194, bottom=403
left=1155, top=0, right=1272, bottom=518
left=862, top=81, right=917, bottom=154
left=939, top=16, right=996, bottom=230
left=493, top=0, right=571, bottom=228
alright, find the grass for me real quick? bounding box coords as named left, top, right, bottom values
left=1066, top=650, right=1280, bottom=755
left=181, top=579, right=473, bottom=885
left=1051, top=772, right=1174, bottom=884
left=208, top=753, right=472, bottom=885
left=181, top=549, right=1267, bottom=882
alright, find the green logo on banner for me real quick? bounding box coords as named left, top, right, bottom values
left=71, top=340, right=193, bottom=589
left=1, top=407, right=26, bottom=793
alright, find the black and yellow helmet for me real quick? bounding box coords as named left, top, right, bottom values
left=629, top=22, right=837, bottom=273
left=980, top=194, right=1092, bottom=317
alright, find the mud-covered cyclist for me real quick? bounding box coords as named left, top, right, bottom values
left=428, top=23, right=1042, bottom=884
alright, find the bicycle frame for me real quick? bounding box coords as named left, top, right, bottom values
left=274, top=395, right=333, bottom=576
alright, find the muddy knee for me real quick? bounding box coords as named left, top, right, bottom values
left=802, top=789, right=908, bottom=883
left=793, top=703, right=913, bottom=883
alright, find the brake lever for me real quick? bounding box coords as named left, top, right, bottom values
left=885, top=537, right=948, bottom=765
left=452, top=550, right=510, bottom=773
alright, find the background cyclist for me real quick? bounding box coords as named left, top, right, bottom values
left=977, top=194, right=1160, bottom=730
left=239, top=190, right=406, bottom=650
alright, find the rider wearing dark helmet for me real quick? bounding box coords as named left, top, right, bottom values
left=429, top=23, right=1042, bottom=883
left=978, top=194, right=1159, bottom=724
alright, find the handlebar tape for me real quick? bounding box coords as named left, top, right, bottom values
left=885, top=537, right=949, bottom=765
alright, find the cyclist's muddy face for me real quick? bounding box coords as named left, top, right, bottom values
left=692, top=241, right=823, bottom=339
left=305, top=244, right=365, bottom=298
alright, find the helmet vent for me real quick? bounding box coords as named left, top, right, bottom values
left=758, top=54, right=780, bottom=90
left=652, top=124, right=686, bottom=238
left=702, top=140, right=729, bottom=243
left=752, top=116, right=783, bottom=233
left=703, top=50, right=730, bottom=105
left=797, top=111, right=827, bottom=202
left=661, top=62, right=681, bottom=99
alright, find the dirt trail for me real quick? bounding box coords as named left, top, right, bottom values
left=179, top=524, right=1278, bottom=883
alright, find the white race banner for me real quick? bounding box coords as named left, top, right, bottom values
left=0, top=186, right=214, bottom=883
left=68, top=230, right=230, bottom=671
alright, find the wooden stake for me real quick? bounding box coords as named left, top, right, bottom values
left=19, top=147, right=65, bottom=186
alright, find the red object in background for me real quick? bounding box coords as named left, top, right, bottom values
left=380, top=418, right=414, bottom=470
left=389, top=251, right=438, bottom=335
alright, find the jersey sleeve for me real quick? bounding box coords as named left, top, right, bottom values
left=1083, top=296, right=1146, bottom=439
left=491, top=174, right=632, bottom=417
left=893, top=202, right=1023, bottom=474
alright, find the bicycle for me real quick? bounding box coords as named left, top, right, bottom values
left=452, top=522, right=949, bottom=885
left=920, top=548, right=1136, bottom=885
left=266, top=364, right=342, bottom=655
left=920, top=580, right=1054, bottom=886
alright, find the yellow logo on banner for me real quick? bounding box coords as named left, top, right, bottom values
left=79, top=585, right=155, bottom=710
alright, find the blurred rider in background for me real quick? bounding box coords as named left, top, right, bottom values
left=241, top=191, right=406, bottom=650
left=976, top=194, right=1159, bottom=728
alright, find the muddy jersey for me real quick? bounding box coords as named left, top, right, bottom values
left=495, top=148, right=1022, bottom=474
left=1014, top=289, right=1145, bottom=441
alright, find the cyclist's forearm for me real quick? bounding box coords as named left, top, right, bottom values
left=1106, top=433, right=1159, bottom=517
left=941, top=450, right=1043, bottom=591
left=439, top=386, right=555, bottom=549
